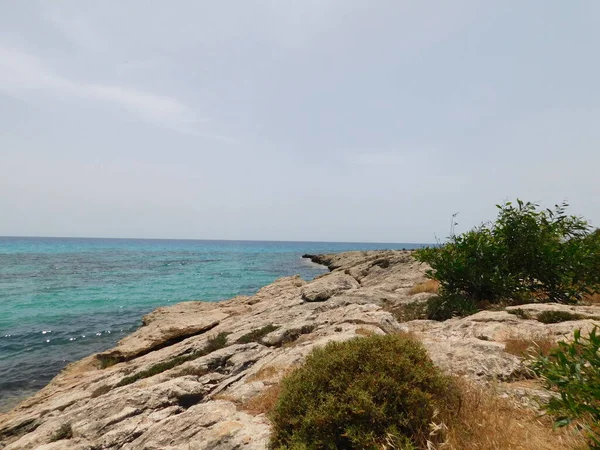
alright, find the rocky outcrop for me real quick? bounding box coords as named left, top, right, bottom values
left=300, top=273, right=359, bottom=301
left=1, top=250, right=598, bottom=449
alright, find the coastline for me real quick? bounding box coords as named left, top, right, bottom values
left=1, top=250, right=599, bottom=449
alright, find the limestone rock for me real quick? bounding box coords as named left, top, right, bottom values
left=300, top=273, right=359, bottom=302
left=2, top=250, right=599, bottom=449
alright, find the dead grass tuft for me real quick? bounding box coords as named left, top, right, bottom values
left=240, top=384, right=282, bottom=416
left=441, top=379, right=587, bottom=450
left=503, top=333, right=558, bottom=358
left=408, top=279, right=440, bottom=295
left=247, top=365, right=289, bottom=382
left=354, top=327, right=376, bottom=336
left=582, top=292, right=600, bottom=305
left=212, top=392, right=237, bottom=402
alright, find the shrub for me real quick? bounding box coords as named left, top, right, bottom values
left=533, top=327, right=600, bottom=448
left=536, top=310, right=583, bottom=324
left=269, top=334, right=458, bottom=449
left=415, top=200, right=600, bottom=307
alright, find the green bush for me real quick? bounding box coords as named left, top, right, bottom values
left=270, top=334, right=458, bottom=449
left=415, top=200, right=600, bottom=308
left=532, top=327, right=600, bottom=448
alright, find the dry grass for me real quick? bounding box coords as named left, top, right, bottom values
left=247, top=365, right=289, bottom=382
left=582, top=292, right=600, bottom=305
left=408, top=279, right=440, bottom=295
left=354, top=327, right=376, bottom=336
left=441, top=379, right=587, bottom=450
left=240, top=384, right=282, bottom=416
left=211, top=392, right=237, bottom=402
left=503, top=333, right=558, bottom=358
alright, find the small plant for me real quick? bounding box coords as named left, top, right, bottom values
left=536, top=310, right=583, bottom=324
left=533, top=327, right=600, bottom=448
left=269, top=334, right=458, bottom=449
left=236, top=324, right=279, bottom=344
left=507, top=308, right=531, bottom=320
left=50, top=423, right=72, bottom=442
left=116, top=332, right=228, bottom=387
left=203, top=331, right=229, bottom=352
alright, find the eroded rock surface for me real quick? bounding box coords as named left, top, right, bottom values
left=1, top=250, right=598, bottom=449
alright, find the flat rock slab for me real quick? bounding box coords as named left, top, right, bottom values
left=301, top=273, right=359, bottom=302
left=98, top=304, right=230, bottom=362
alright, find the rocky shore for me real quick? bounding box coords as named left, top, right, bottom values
left=1, top=250, right=599, bottom=449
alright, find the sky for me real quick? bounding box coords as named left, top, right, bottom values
left=1, top=1, right=599, bottom=243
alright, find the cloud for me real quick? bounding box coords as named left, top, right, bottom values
left=0, top=46, right=236, bottom=142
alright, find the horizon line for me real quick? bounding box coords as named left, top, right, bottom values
left=0, top=235, right=430, bottom=246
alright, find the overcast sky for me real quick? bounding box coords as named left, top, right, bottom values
left=1, top=1, right=599, bottom=243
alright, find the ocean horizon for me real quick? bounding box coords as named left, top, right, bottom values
left=0, top=236, right=425, bottom=412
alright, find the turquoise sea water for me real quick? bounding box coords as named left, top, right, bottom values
left=0, top=237, right=422, bottom=411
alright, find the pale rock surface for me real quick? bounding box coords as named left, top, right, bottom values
left=1, top=250, right=599, bottom=449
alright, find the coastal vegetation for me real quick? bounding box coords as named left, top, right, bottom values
left=533, top=327, right=600, bottom=448
left=414, top=200, right=600, bottom=318
left=268, top=333, right=588, bottom=449
left=269, top=333, right=457, bottom=449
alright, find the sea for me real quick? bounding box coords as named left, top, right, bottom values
left=0, top=237, right=422, bottom=412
